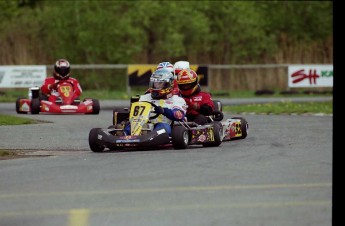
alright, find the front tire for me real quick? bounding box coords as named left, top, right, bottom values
left=172, top=126, right=189, bottom=149
left=91, top=99, right=100, bottom=114
left=213, top=100, right=222, bottom=112
left=203, top=123, right=222, bottom=147
left=30, top=98, right=40, bottom=114
left=89, top=128, right=105, bottom=152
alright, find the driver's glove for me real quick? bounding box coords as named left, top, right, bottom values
left=48, top=83, right=58, bottom=91
left=154, top=105, right=165, bottom=115
left=51, top=90, right=60, bottom=97
left=199, top=104, right=213, bottom=116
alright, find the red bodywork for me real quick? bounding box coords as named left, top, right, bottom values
left=221, top=118, right=248, bottom=141
left=16, top=82, right=99, bottom=114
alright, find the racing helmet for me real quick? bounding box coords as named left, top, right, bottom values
left=176, top=68, right=199, bottom=96
left=53, top=59, right=71, bottom=80
left=156, top=62, right=174, bottom=73
left=173, top=61, right=190, bottom=77
left=149, top=68, right=174, bottom=99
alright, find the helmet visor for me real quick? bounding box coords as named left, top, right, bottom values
left=153, top=81, right=167, bottom=89
left=178, top=83, right=195, bottom=91
left=56, top=67, right=70, bottom=77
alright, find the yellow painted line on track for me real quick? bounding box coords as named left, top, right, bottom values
left=0, top=200, right=331, bottom=217
left=68, top=209, right=89, bottom=226
left=0, top=182, right=331, bottom=199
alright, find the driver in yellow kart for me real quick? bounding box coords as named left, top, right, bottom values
left=124, top=68, right=187, bottom=136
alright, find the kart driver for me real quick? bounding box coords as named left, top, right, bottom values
left=143, top=61, right=190, bottom=96
left=156, top=61, right=180, bottom=95
left=176, top=68, right=215, bottom=125
left=40, top=59, right=82, bottom=102
left=124, top=68, right=187, bottom=136
left=143, top=62, right=180, bottom=95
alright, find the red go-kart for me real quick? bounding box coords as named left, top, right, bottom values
left=15, top=81, right=100, bottom=114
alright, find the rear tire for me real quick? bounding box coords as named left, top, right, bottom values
left=30, top=98, right=40, bottom=114
left=213, top=100, right=222, bottom=112
left=172, top=126, right=189, bottom=149
left=91, top=99, right=100, bottom=114
left=231, top=117, right=248, bottom=139
left=89, top=128, right=105, bottom=152
left=203, top=123, right=222, bottom=147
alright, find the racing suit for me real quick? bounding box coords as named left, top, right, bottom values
left=180, top=85, right=214, bottom=125
left=172, top=80, right=180, bottom=95
left=40, top=77, right=82, bottom=102
left=124, top=93, right=187, bottom=136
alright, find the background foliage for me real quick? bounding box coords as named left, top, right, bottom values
left=0, top=0, right=333, bottom=91
left=0, top=0, right=332, bottom=65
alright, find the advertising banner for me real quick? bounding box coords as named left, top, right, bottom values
left=288, top=65, right=333, bottom=88
left=128, top=64, right=208, bottom=86
left=0, top=66, right=47, bottom=88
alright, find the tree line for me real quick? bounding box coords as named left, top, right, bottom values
left=0, top=0, right=333, bottom=66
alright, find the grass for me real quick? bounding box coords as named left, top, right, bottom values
left=0, top=113, right=49, bottom=126
left=0, top=114, right=37, bottom=125
left=223, top=100, right=333, bottom=115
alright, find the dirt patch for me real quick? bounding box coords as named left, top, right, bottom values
left=0, top=150, right=52, bottom=160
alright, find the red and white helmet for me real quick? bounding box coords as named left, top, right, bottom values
left=173, top=61, right=190, bottom=77
left=176, top=68, right=199, bottom=96
left=53, top=59, right=71, bottom=80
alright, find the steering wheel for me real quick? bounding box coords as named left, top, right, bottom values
left=141, top=101, right=161, bottom=120
left=212, top=110, right=224, bottom=121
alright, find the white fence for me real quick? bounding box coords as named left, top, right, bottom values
left=1, top=64, right=333, bottom=94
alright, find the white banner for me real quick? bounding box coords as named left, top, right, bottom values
left=288, top=65, right=333, bottom=88
left=0, top=65, right=47, bottom=88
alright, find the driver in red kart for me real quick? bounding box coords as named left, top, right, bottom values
left=176, top=68, right=214, bottom=125
left=124, top=68, right=187, bottom=136
left=40, top=59, right=82, bottom=102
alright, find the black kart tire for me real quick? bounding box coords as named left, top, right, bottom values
left=213, top=100, right=222, bottom=112
left=91, top=99, right=100, bottom=114
left=172, top=126, right=189, bottom=149
left=105, top=125, right=124, bottom=150
left=30, top=98, right=40, bottom=114
left=203, top=123, right=222, bottom=147
left=231, top=117, right=248, bottom=139
left=89, top=128, right=105, bottom=152
left=15, top=97, right=27, bottom=114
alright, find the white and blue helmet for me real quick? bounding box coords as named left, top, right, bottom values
left=149, top=68, right=174, bottom=99
left=156, top=62, right=174, bottom=73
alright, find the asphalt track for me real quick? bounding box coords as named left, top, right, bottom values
left=0, top=97, right=332, bottom=226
